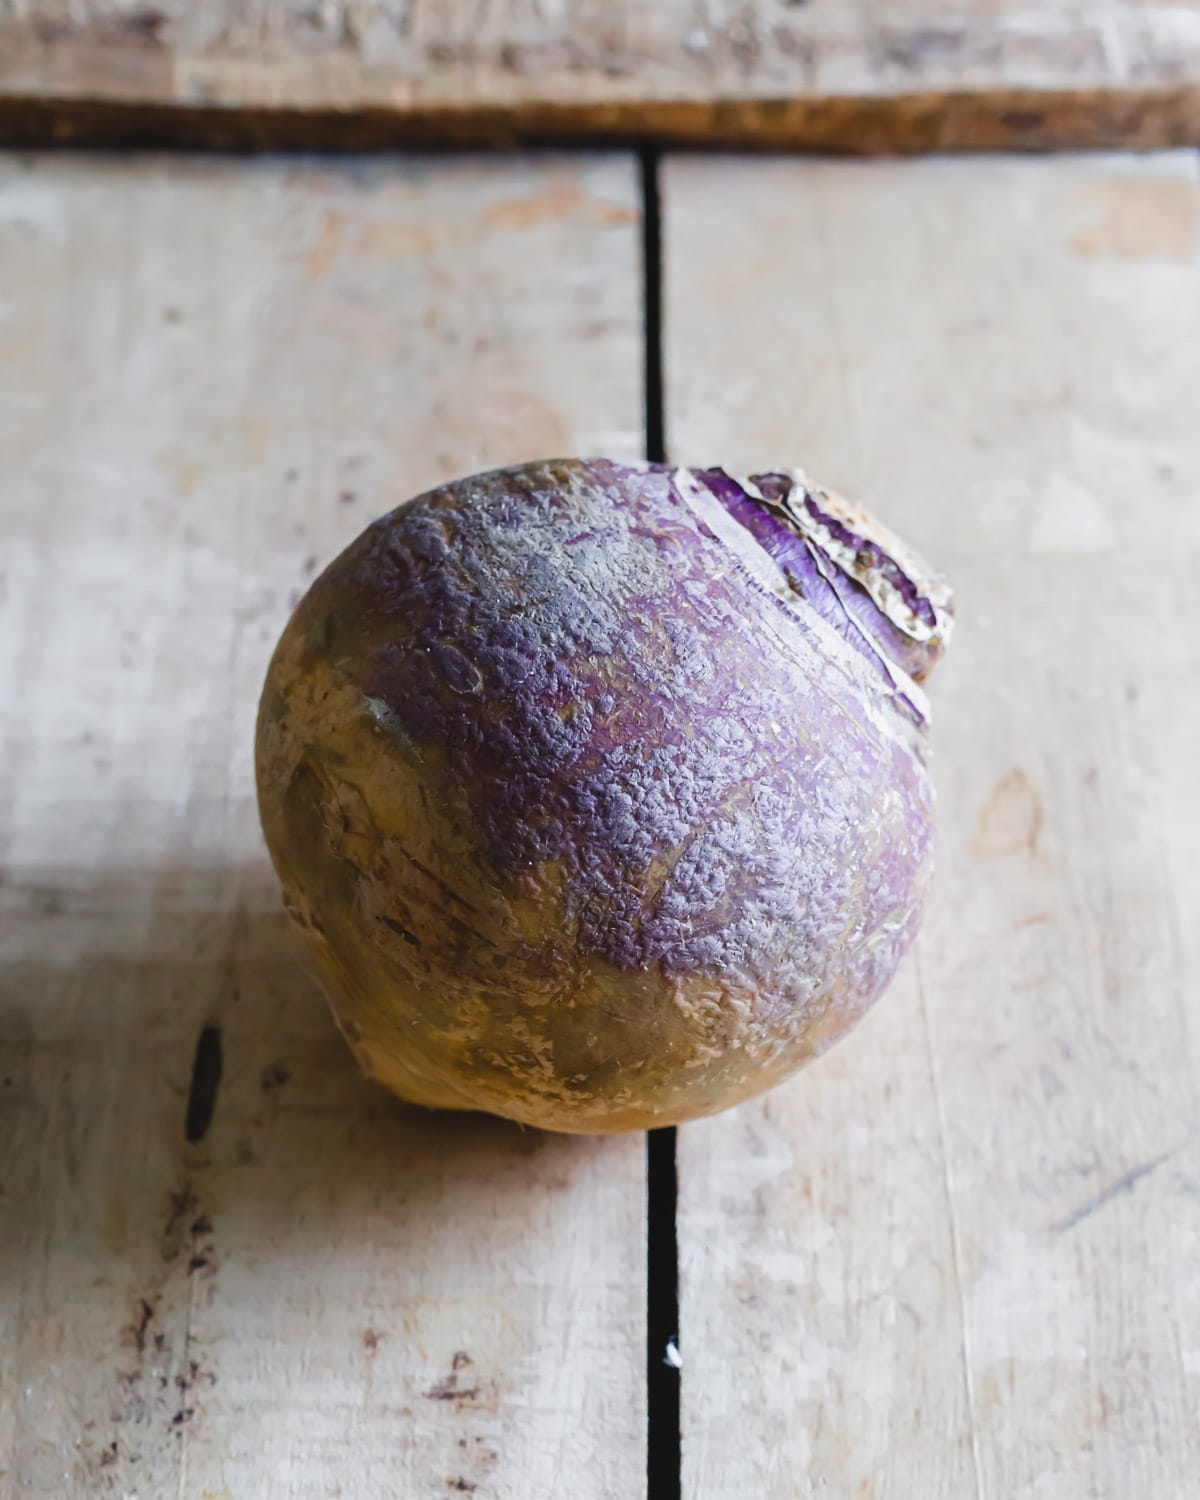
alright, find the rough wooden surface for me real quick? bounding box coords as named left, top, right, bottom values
left=665, top=151, right=1200, bottom=1497
left=3, top=2, right=1200, bottom=151
left=0, top=151, right=645, bottom=1499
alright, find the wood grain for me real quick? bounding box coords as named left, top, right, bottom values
left=3, top=2, right=1200, bottom=151
left=664, top=151, right=1200, bottom=1497
left=0, top=152, right=645, bottom=1499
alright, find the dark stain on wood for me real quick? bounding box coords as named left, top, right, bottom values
left=261, top=1061, right=291, bottom=1091
left=121, top=1298, right=156, bottom=1355
left=185, top=1024, right=223, bottom=1144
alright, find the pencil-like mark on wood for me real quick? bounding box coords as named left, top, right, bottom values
left=1052, top=1140, right=1190, bottom=1236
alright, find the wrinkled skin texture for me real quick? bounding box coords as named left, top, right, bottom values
left=256, top=459, right=952, bottom=1132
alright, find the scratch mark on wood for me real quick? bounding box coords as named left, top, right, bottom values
left=1052, top=1140, right=1190, bottom=1236
left=917, top=949, right=985, bottom=1500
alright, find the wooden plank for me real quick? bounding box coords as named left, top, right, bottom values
left=0, top=151, right=646, bottom=1499
left=3, top=2, right=1200, bottom=152
left=664, top=151, right=1200, bottom=1498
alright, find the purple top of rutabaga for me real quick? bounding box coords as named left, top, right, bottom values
left=664, top=466, right=953, bottom=725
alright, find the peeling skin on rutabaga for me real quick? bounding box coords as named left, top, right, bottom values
left=671, top=465, right=935, bottom=738
left=255, top=457, right=954, bottom=1132
left=787, top=476, right=952, bottom=645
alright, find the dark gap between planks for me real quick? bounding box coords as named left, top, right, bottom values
left=641, top=146, right=682, bottom=1500
left=84, top=133, right=680, bottom=1486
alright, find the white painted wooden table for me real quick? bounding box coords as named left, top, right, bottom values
left=0, top=153, right=646, bottom=1499
left=666, top=151, right=1200, bottom=1500
left=2, top=145, right=1198, bottom=1500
